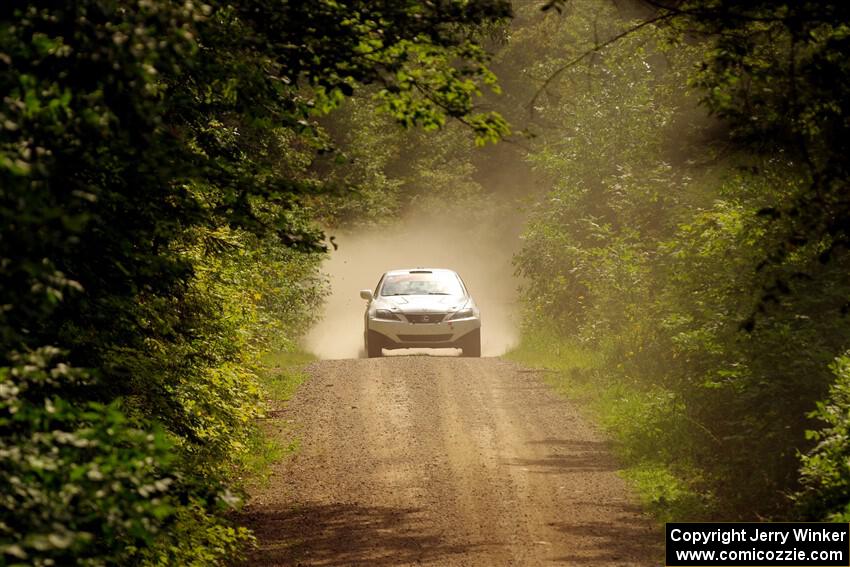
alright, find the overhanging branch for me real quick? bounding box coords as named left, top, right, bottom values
left=528, top=11, right=676, bottom=111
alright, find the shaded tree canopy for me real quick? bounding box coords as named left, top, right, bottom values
left=657, top=1, right=850, bottom=269
left=0, top=0, right=512, bottom=358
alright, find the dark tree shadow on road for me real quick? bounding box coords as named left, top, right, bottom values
left=238, top=501, right=483, bottom=566
left=504, top=438, right=622, bottom=474
left=548, top=512, right=662, bottom=565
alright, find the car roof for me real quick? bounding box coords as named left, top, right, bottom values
left=383, top=268, right=458, bottom=276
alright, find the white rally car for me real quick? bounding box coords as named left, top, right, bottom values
left=360, top=268, right=481, bottom=358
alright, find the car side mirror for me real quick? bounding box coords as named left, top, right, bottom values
left=359, top=289, right=373, bottom=301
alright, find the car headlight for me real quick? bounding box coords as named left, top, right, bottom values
left=374, top=309, right=401, bottom=321
left=448, top=307, right=474, bottom=320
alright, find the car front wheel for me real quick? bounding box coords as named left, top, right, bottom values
left=459, top=328, right=481, bottom=358
left=366, top=330, right=384, bottom=358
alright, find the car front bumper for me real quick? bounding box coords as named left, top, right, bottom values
left=367, top=317, right=480, bottom=348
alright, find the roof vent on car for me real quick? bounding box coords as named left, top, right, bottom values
left=409, top=270, right=432, bottom=273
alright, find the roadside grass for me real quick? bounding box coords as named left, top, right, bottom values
left=260, top=350, right=316, bottom=402
left=505, top=329, right=707, bottom=523
left=239, top=349, right=315, bottom=488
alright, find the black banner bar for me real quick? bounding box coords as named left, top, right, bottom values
left=666, top=523, right=850, bottom=566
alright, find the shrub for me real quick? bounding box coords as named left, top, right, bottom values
left=796, top=353, right=850, bottom=521
left=1, top=349, right=176, bottom=565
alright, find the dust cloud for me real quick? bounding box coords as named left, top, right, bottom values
left=304, top=216, right=522, bottom=359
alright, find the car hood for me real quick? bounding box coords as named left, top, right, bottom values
left=374, top=294, right=467, bottom=313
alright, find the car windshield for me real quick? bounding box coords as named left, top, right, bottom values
left=380, top=271, right=464, bottom=297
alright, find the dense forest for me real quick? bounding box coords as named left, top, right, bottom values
left=2, top=0, right=850, bottom=564
left=508, top=0, right=850, bottom=523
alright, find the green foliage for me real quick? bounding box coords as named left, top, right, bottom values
left=1, top=349, right=177, bottom=565
left=669, top=0, right=850, bottom=268
left=308, top=97, right=407, bottom=225
left=258, top=351, right=316, bottom=404
left=513, top=0, right=698, bottom=338
left=511, top=0, right=850, bottom=519
left=623, top=464, right=705, bottom=524
left=796, top=353, right=850, bottom=521
left=310, top=93, right=502, bottom=228
left=135, top=500, right=254, bottom=567
left=374, top=40, right=511, bottom=145
left=0, top=0, right=511, bottom=563
left=239, top=350, right=315, bottom=489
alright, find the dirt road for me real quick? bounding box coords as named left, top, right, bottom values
left=242, top=357, right=661, bottom=566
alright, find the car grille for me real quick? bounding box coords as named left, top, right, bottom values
left=404, top=313, right=446, bottom=324
left=397, top=334, right=452, bottom=342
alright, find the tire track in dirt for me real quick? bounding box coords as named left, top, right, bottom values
left=241, top=357, right=661, bottom=566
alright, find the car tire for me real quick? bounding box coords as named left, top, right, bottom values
left=366, top=330, right=383, bottom=358
left=460, top=328, right=481, bottom=358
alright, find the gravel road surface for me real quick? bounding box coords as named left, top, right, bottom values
left=241, top=357, right=661, bottom=566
